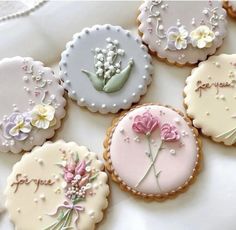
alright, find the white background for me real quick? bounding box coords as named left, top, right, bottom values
left=0, top=1, right=236, bottom=230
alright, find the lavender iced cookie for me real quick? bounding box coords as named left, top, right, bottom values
left=0, top=57, right=66, bottom=153
left=138, top=0, right=227, bottom=65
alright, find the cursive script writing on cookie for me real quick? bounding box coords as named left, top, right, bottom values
left=11, top=173, right=55, bottom=193
left=195, top=80, right=235, bottom=97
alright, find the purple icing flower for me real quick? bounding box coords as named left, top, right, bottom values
left=166, top=26, right=189, bottom=50
left=3, top=112, right=32, bottom=141
left=132, top=111, right=159, bottom=136
left=161, top=123, right=180, bottom=142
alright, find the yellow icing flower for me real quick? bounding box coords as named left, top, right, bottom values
left=190, top=25, right=215, bottom=49
left=31, top=104, right=56, bottom=129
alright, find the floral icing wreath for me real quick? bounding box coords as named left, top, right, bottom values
left=147, top=0, right=223, bottom=50
left=1, top=60, right=57, bottom=143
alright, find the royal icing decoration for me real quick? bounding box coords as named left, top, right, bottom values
left=184, top=54, right=236, bottom=145
left=82, top=37, right=134, bottom=93
left=5, top=141, right=109, bottom=230
left=138, top=0, right=227, bottom=64
left=0, top=57, right=66, bottom=153
left=60, top=24, right=152, bottom=114
left=105, top=104, right=200, bottom=198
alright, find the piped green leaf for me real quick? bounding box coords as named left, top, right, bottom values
left=103, top=59, right=134, bottom=93
left=82, top=70, right=104, bottom=91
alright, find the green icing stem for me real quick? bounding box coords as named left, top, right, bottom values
left=103, top=59, right=134, bottom=93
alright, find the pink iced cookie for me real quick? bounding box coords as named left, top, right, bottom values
left=138, top=0, right=227, bottom=65
left=0, top=57, right=66, bottom=153
left=104, top=104, right=201, bottom=200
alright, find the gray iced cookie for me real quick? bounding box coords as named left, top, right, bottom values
left=60, top=24, right=153, bottom=114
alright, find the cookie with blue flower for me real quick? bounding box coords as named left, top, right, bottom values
left=138, top=0, right=227, bottom=66
left=0, top=57, right=66, bottom=153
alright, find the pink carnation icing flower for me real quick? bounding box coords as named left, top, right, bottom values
left=75, top=160, right=86, bottom=176
left=161, top=123, right=180, bottom=142
left=132, top=111, right=159, bottom=136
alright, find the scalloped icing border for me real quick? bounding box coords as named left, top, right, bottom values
left=4, top=140, right=110, bottom=230
left=59, top=24, right=153, bottom=114
left=0, top=56, right=67, bottom=154
left=137, top=1, right=228, bottom=66
left=103, top=103, right=202, bottom=201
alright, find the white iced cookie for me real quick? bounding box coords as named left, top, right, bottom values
left=184, top=54, right=236, bottom=145
left=5, top=141, right=110, bottom=230
left=0, top=57, right=66, bottom=153
left=60, top=24, right=152, bottom=114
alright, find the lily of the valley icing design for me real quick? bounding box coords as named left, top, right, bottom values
left=44, top=149, right=99, bottom=229
left=0, top=60, right=57, bottom=144
left=132, top=111, right=180, bottom=192
left=82, top=37, right=134, bottom=93
left=147, top=0, right=224, bottom=50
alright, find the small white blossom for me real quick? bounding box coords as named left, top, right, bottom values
left=116, top=69, right=120, bottom=73
left=108, top=51, right=115, bottom=57
left=115, top=63, right=120, bottom=68
left=102, top=49, right=107, bottom=54
left=95, top=48, right=100, bottom=53
left=74, top=175, right=81, bottom=180
left=96, top=61, right=103, bottom=68
left=109, top=65, right=115, bottom=72
left=97, top=53, right=104, bottom=61
left=86, top=166, right=91, bottom=172
left=117, top=49, right=125, bottom=55
left=106, top=37, right=111, bottom=42
left=113, top=40, right=119, bottom=45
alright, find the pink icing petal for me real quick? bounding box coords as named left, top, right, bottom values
left=132, top=111, right=159, bottom=135
left=75, top=160, right=86, bottom=176
left=64, top=171, right=74, bottom=183
left=161, top=123, right=180, bottom=142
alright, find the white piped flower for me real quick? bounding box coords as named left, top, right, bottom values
left=166, top=26, right=189, bottom=50
left=31, top=104, right=56, bottom=129
left=190, top=25, right=215, bottom=49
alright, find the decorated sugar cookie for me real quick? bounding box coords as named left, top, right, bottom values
left=0, top=57, right=66, bottom=153
left=104, top=104, right=201, bottom=200
left=60, top=24, right=152, bottom=114
left=5, top=141, right=109, bottom=230
left=138, top=0, right=227, bottom=65
left=224, top=1, right=236, bottom=18
left=184, top=54, right=236, bottom=145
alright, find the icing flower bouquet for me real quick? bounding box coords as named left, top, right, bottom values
left=132, top=111, right=180, bottom=191
left=45, top=151, right=98, bottom=229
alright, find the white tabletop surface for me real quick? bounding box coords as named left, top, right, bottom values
left=0, top=1, right=236, bottom=230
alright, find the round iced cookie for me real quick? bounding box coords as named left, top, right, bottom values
left=0, top=57, right=66, bottom=153
left=59, top=24, right=153, bottom=114
left=5, top=141, right=110, bottom=230
left=104, top=104, right=201, bottom=200
left=224, top=1, right=236, bottom=18
left=138, top=0, right=227, bottom=65
left=184, top=54, right=236, bottom=145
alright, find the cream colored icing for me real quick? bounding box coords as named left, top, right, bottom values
left=109, top=105, right=199, bottom=194
left=184, top=54, right=236, bottom=145
left=5, top=141, right=109, bottom=230
left=0, top=57, right=66, bottom=153
left=138, top=0, right=227, bottom=65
